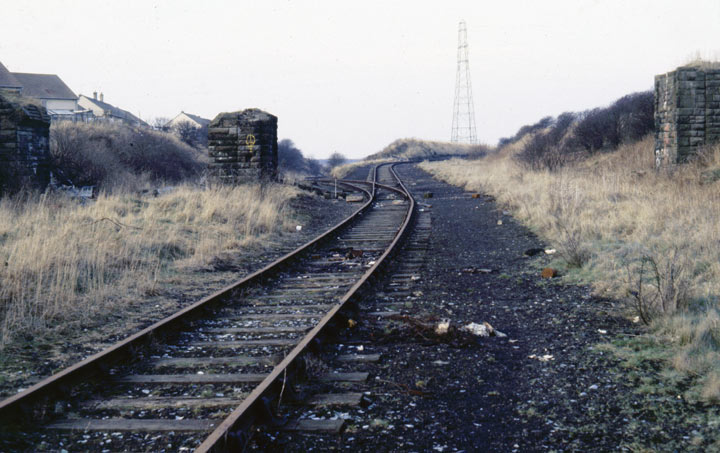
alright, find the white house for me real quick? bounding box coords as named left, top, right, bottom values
left=11, top=72, right=79, bottom=114
left=165, top=111, right=211, bottom=129
left=78, top=93, right=148, bottom=127
left=0, top=60, right=88, bottom=121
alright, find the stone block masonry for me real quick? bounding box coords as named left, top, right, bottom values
left=207, top=108, right=278, bottom=184
left=0, top=92, right=51, bottom=194
left=655, top=65, right=720, bottom=167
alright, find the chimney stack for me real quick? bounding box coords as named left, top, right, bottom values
left=93, top=91, right=97, bottom=100
left=100, top=92, right=104, bottom=102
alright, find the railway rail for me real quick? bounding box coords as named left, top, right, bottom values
left=0, top=163, right=416, bottom=452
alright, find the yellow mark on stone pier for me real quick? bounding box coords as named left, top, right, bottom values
left=246, top=134, right=256, bottom=152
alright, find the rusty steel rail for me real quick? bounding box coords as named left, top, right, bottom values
left=0, top=162, right=416, bottom=453
left=197, top=162, right=415, bottom=452
left=0, top=175, right=375, bottom=428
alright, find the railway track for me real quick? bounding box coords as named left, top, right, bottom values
left=0, top=163, right=416, bottom=452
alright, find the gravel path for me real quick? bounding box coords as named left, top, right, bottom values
left=257, top=163, right=661, bottom=452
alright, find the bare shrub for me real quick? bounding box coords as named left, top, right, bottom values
left=547, top=180, right=591, bottom=267
left=625, top=249, right=691, bottom=324
left=516, top=133, right=567, bottom=171
left=50, top=122, right=205, bottom=191
left=575, top=91, right=653, bottom=152
left=326, top=152, right=348, bottom=170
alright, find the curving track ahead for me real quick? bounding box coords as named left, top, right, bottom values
left=0, top=163, right=415, bottom=452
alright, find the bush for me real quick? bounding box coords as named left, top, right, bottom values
left=326, top=152, right=347, bottom=169
left=277, top=139, right=324, bottom=177
left=575, top=91, right=653, bottom=152
left=516, top=112, right=578, bottom=171
left=512, top=91, right=653, bottom=169
left=278, top=139, right=307, bottom=173
left=50, top=122, right=206, bottom=191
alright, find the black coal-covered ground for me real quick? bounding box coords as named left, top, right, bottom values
left=254, top=163, right=655, bottom=452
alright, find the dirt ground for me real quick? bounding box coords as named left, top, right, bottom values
left=252, top=163, right=716, bottom=452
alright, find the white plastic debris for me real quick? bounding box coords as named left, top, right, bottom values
left=598, top=329, right=607, bottom=334
left=435, top=320, right=450, bottom=335
left=545, top=249, right=557, bottom=255
left=296, top=225, right=303, bottom=231
left=528, top=354, right=554, bottom=362
left=461, top=321, right=496, bottom=337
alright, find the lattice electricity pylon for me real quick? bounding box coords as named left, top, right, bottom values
left=451, top=20, right=477, bottom=144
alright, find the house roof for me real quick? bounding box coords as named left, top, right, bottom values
left=0, top=62, right=21, bottom=89
left=182, top=112, right=211, bottom=126
left=79, top=94, right=148, bottom=126
left=168, top=111, right=211, bottom=128
left=11, top=73, right=77, bottom=100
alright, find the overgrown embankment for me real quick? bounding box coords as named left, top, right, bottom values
left=331, top=138, right=490, bottom=178
left=0, top=184, right=299, bottom=346
left=419, top=91, right=720, bottom=403
left=50, top=122, right=206, bottom=191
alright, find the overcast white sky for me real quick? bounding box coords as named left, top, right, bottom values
left=1, top=0, right=719, bottom=159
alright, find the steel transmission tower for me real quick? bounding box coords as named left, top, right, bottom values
left=451, top=20, right=477, bottom=144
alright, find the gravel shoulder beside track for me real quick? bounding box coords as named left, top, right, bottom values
left=262, top=163, right=711, bottom=452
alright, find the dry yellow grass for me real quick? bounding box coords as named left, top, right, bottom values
left=0, top=184, right=299, bottom=345
left=419, top=136, right=720, bottom=400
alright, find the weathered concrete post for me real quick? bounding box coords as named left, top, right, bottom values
left=207, top=108, right=278, bottom=184
left=655, top=64, right=720, bottom=167
left=0, top=93, right=51, bottom=194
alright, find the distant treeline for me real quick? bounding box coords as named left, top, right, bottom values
left=500, top=91, right=654, bottom=170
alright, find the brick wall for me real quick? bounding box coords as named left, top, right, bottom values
left=207, top=108, right=278, bottom=184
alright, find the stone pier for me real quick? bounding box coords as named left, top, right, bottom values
left=207, top=108, right=278, bottom=184
left=655, top=64, right=720, bottom=167
left=0, top=93, right=51, bottom=194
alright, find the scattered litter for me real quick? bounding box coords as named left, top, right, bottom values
left=435, top=320, right=450, bottom=335
left=597, top=329, right=607, bottom=334
left=348, top=319, right=357, bottom=328
left=295, top=225, right=303, bottom=231
left=588, top=384, right=598, bottom=390
left=392, top=200, right=404, bottom=205
left=541, top=268, right=558, bottom=278
left=461, top=321, right=504, bottom=338
left=462, top=267, right=493, bottom=274
left=529, top=354, right=554, bottom=362
left=632, top=316, right=640, bottom=323
left=497, top=220, right=503, bottom=225
left=432, top=360, right=450, bottom=366
left=471, top=193, right=481, bottom=198
left=524, top=248, right=545, bottom=256
left=545, top=249, right=556, bottom=255
left=346, top=194, right=364, bottom=203
left=346, top=248, right=364, bottom=258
